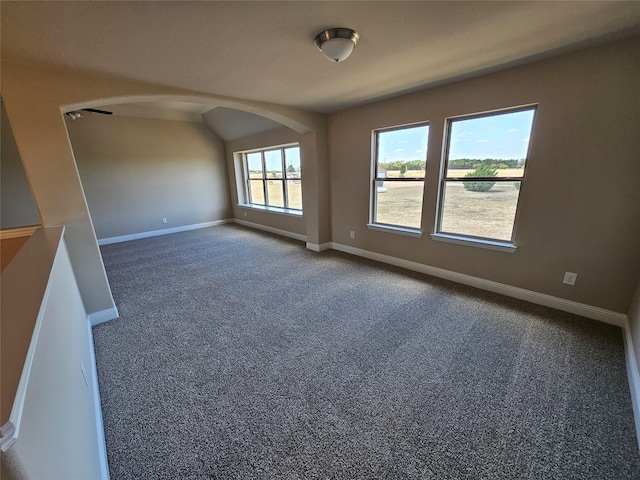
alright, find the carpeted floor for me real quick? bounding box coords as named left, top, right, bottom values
left=93, top=224, right=640, bottom=479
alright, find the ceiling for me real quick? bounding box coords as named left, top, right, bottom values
left=2, top=1, right=640, bottom=138
left=89, top=102, right=284, bottom=141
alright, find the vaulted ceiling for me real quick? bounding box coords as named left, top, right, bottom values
left=2, top=1, right=640, bottom=138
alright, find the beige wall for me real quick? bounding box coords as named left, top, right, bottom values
left=224, top=124, right=332, bottom=246
left=4, top=38, right=636, bottom=316
left=328, top=36, right=640, bottom=314
left=67, top=114, right=230, bottom=240
left=0, top=103, right=40, bottom=229
left=225, top=126, right=307, bottom=237
left=1, top=60, right=327, bottom=315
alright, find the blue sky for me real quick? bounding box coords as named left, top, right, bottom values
left=449, top=109, right=534, bottom=160
left=247, top=146, right=301, bottom=172
left=378, top=125, right=429, bottom=163
left=378, top=109, right=535, bottom=162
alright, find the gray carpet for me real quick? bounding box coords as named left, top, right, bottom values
left=93, top=224, right=640, bottom=479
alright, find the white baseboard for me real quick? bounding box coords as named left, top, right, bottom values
left=88, top=307, right=119, bottom=326
left=86, top=318, right=111, bottom=479
left=306, top=242, right=332, bottom=252
left=233, top=219, right=307, bottom=243
left=97, top=220, right=231, bottom=246
left=331, top=242, right=626, bottom=327
left=623, top=319, right=640, bottom=450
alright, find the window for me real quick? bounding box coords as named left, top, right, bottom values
left=243, top=144, right=302, bottom=211
left=370, top=123, right=429, bottom=231
left=435, top=106, right=536, bottom=247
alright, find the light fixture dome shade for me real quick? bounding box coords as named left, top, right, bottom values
left=314, top=28, right=359, bottom=62
left=319, top=37, right=354, bottom=62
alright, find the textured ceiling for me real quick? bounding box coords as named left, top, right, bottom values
left=2, top=1, right=640, bottom=135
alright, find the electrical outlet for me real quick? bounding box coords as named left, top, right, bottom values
left=350, top=230, right=355, bottom=239
left=162, top=217, right=168, bottom=224
left=563, top=272, right=577, bottom=286
left=244, top=211, right=247, bottom=217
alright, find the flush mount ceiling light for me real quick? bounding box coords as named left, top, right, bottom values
left=314, top=28, right=360, bottom=62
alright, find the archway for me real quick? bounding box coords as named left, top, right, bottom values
left=2, top=61, right=329, bottom=318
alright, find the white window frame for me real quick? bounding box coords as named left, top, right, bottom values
left=432, top=105, right=537, bottom=252
left=239, top=143, right=302, bottom=214
left=368, top=121, right=429, bottom=235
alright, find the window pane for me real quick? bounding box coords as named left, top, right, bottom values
left=249, top=180, right=265, bottom=205
left=377, top=125, right=428, bottom=179
left=286, top=180, right=303, bottom=210
left=247, top=152, right=263, bottom=179
left=240, top=143, right=302, bottom=212
left=266, top=180, right=284, bottom=208
left=264, top=150, right=283, bottom=179
left=374, top=180, right=424, bottom=229
left=446, top=109, right=534, bottom=177
left=440, top=181, right=521, bottom=241
left=284, top=147, right=301, bottom=178
left=439, top=107, right=535, bottom=242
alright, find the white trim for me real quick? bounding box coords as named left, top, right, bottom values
left=0, top=226, right=40, bottom=240
left=431, top=233, right=517, bottom=253
left=306, top=242, right=332, bottom=252
left=97, top=220, right=231, bottom=245
left=233, top=219, right=307, bottom=243
left=86, top=317, right=111, bottom=479
left=236, top=141, right=299, bottom=155
left=88, top=307, right=120, bottom=326
left=238, top=204, right=303, bottom=217
left=330, top=242, right=625, bottom=327
left=622, top=318, right=640, bottom=450
left=367, top=223, right=423, bottom=238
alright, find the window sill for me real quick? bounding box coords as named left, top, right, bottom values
left=430, top=233, right=517, bottom=253
left=239, top=204, right=303, bottom=217
left=367, top=223, right=423, bottom=238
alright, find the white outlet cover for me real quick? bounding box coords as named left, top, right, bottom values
left=563, top=272, right=577, bottom=285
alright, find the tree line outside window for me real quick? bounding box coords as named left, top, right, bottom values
left=371, top=105, right=536, bottom=245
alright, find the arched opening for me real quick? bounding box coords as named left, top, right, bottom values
left=2, top=60, right=329, bottom=316
left=62, top=97, right=315, bottom=245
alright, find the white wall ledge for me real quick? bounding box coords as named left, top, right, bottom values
left=367, top=223, right=423, bottom=238
left=431, top=233, right=517, bottom=253
left=238, top=204, right=303, bottom=217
